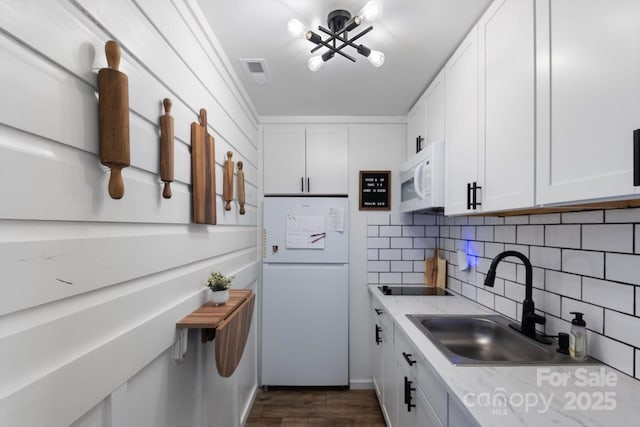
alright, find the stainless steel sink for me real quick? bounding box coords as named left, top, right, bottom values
left=407, top=314, right=598, bottom=366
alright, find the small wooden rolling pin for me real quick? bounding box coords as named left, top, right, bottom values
left=223, top=151, right=234, bottom=210
left=237, top=161, right=246, bottom=215
left=98, top=40, right=130, bottom=199
left=159, top=98, right=174, bottom=199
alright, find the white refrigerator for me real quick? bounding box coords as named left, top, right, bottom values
left=261, top=196, right=349, bottom=386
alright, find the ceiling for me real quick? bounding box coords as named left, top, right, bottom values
left=197, top=0, right=492, bottom=117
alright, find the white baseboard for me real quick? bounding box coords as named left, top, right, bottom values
left=349, top=379, right=374, bottom=390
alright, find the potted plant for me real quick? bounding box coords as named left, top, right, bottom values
left=206, top=271, right=234, bottom=305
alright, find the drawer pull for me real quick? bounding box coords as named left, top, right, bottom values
left=404, top=376, right=416, bottom=411
left=402, top=352, right=416, bottom=366
left=375, top=325, right=382, bottom=345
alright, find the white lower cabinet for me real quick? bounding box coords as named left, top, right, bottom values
left=371, top=297, right=396, bottom=426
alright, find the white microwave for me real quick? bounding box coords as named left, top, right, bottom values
left=400, top=140, right=445, bottom=213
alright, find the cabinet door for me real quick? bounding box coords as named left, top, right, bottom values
left=448, top=395, right=480, bottom=427
left=445, top=26, right=480, bottom=215
left=371, top=305, right=384, bottom=399
left=263, top=126, right=306, bottom=194
left=407, top=95, right=427, bottom=158
left=381, top=316, right=397, bottom=427
left=395, top=361, right=417, bottom=427
left=424, top=70, right=445, bottom=146
left=536, top=0, right=640, bottom=204
left=478, top=0, right=535, bottom=212
left=306, top=125, right=349, bottom=194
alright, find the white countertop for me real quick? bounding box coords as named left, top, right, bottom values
left=369, top=285, right=640, bottom=427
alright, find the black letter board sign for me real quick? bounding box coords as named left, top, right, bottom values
left=359, top=170, right=391, bottom=210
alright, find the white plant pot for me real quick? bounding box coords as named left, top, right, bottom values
left=210, top=289, right=229, bottom=306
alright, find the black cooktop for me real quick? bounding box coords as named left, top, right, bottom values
left=378, top=285, right=452, bottom=296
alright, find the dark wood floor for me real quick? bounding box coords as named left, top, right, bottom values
left=246, top=388, right=386, bottom=426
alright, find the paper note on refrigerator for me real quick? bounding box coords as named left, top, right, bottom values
left=328, top=208, right=345, bottom=232
left=286, top=215, right=325, bottom=249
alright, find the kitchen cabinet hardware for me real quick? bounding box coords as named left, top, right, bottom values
left=374, top=308, right=383, bottom=315
left=307, top=177, right=310, bottom=193
left=301, top=177, right=304, bottom=192
left=471, top=181, right=482, bottom=209
left=634, top=129, right=640, bottom=186
left=402, top=352, right=416, bottom=366
left=375, top=324, right=382, bottom=345
left=416, top=135, right=424, bottom=153
left=466, top=182, right=472, bottom=209
left=404, top=376, right=416, bottom=411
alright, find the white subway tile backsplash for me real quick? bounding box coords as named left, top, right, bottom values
left=476, top=288, right=495, bottom=308
left=368, top=237, right=390, bottom=248
left=516, top=225, right=544, bottom=245
left=545, top=225, right=581, bottom=249
left=402, top=249, right=425, bottom=261
left=443, top=238, right=455, bottom=251
left=546, top=270, right=582, bottom=299
left=368, top=261, right=390, bottom=272
left=448, top=278, right=462, bottom=293
left=425, top=226, right=439, bottom=237
left=605, top=207, right=640, bottom=223
left=391, top=261, right=413, bottom=272
left=505, top=244, right=529, bottom=257
left=485, top=242, right=505, bottom=258
left=529, top=246, right=561, bottom=270
left=379, top=249, right=402, bottom=260
left=495, top=260, right=517, bottom=282
left=414, top=237, right=436, bottom=249
left=582, top=277, right=635, bottom=314
left=402, top=225, right=425, bottom=237
left=505, top=281, right=526, bottom=302
left=476, top=226, right=494, bottom=241
left=390, top=238, right=413, bottom=249
left=413, top=261, right=425, bottom=272
left=403, top=273, right=425, bottom=283
left=461, top=226, right=476, bottom=241
left=605, top=310, right=640, bottom=348
left=587, top=331, right=634, bottom=376
left=449, top=226, right=461, bottom=239
left=367, top=249, right=379, bottom=260
left=466, top=241, right=484, bottom=258
left=367, top=226, right=379, bottom=237
left=561, top=298, right=604, bottom=334
left=484, top=217, right=505, bottom=225
left=368, top=272, right=379, bottom=283
left=379, top=226, right=402, bottom=237
left=532, top=289, right=561, bottom=317
left=562, top=249, right=604, bottom=278
left=505, top=215, right=529, bottom=225
left=462, top=282, right=477, bottom=299
left=516, top=265, right=545, bottom=289
left=468, top=216, right=485, bottom=225
left=379, top=272, right=402, bottom=283
left=561, top=210, right=603, bottom=224
left=606, top=253, right=640, bottom=285
left=495, top=295, right=517, bottom=320
left=454, top=217, right=468, bottom=225
left=476, top=257, right=491, bottom=274
left=583, top=224, right=633, bottom=253
left=440, top=226, right=450, bottom=238
left=529, top=213, right=561, bottom=224
left=494, top=225, right=516, bottom=243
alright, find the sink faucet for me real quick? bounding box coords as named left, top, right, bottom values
left=484, top=251, right=550, bottom=344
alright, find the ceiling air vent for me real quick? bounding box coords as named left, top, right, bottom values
left=240, top=58, right=271, bottom=85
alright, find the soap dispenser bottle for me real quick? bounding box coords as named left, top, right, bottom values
left=569, top=312, right=587, bottom=361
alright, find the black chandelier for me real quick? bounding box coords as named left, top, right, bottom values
left=288, top=1, right=385, bottom=71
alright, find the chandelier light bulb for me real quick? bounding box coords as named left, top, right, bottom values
left=358, top=1, right=381, bottom=22
left=288, top=18, right=307, bottom=38
left=367, top=50, right=385, bottom=67
left=308, top=55, right=324, bottom=71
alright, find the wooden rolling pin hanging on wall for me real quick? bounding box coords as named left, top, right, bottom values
left=159, top=98, right=174, bottom=199
left=223, top=151, right=234, bottom=210
left=237, top=161, right=246, bottom=215
left=98, top=40, right=130, bottom=199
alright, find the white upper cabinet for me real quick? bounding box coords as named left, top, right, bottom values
left=445, top=25, right=480, bottom=215
left=407, top=94, right=427, bottom=158
left=445, top=0, right=535, bottom=215
left=424, top=70, right=445, bottom=148
left=478, top=0, right=535, bottom=212
left=263, top=124, right=348, bottom=195
left=536, top=0, right=640, bottom=205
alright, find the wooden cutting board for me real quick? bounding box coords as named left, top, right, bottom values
left=425, top=248, right=447, bottom=288
left=191, top=109, right=216, bottom=224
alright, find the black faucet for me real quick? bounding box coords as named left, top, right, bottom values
left=484, top=251, right=550, bottom=344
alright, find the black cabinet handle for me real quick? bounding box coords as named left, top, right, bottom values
left=374, top=308, right=383, bottom=315
left=634, top=129, right=640, bottom=186
left=402, top=352, right=416, bottom=366
left=404, top=376, right=416, bottom=411
left=301, top=177, right=304, bottom=192
left=307, top=177, right=310, bottom=193
left=375, top=325, right=382, bottom=345
left=466, top=182, right=472, bottom=209
left=416, top=135, right=424, bottom=153
left=471, top=181, right=482, bottom=209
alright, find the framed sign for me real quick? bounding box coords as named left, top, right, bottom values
left=359, top=170, right=391, bottom=210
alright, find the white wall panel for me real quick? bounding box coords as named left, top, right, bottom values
left=0, top=0, right=259, bottom=426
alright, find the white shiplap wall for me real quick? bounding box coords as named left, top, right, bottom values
left=0, top=1, right=259, bottom=426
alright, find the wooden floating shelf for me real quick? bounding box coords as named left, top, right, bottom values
left=176, top=289, right=255, bottom=377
